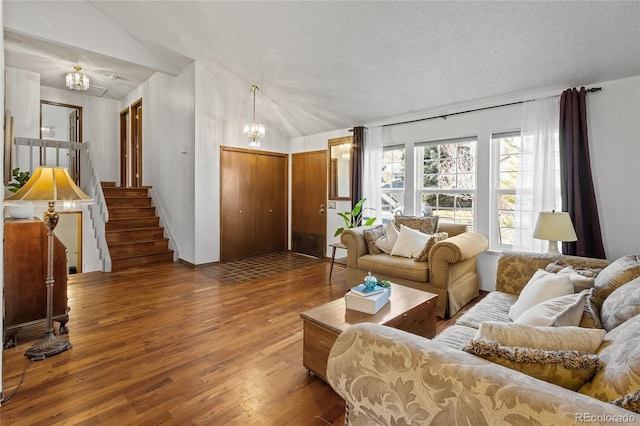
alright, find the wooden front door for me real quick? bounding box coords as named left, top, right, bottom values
left=120, top=98, right=143, bottom=187
left=292, top=150, right=327, bottom=259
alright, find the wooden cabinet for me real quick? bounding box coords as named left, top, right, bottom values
left=220, top=147, right=288, bottom=261
left=4, top=218, right=69, bottom=348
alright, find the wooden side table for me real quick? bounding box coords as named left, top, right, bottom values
left=328, top=242, right=347, bottom=281
left=300, top=285, right=438, bottom=381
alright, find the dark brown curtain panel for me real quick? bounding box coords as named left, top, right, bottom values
left=559, top=87, right=606, bottom=258
left=351, top=126, right=365, bottom=213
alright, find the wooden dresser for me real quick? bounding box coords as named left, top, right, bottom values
left=3, top=218, right=69, bottom=348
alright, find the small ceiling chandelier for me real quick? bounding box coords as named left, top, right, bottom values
left=66, top=66, right=90, bottom=91
left=243, top=85, right=265, bottom=148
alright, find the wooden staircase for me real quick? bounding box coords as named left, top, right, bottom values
left=102, top=185, right=174, bottom=271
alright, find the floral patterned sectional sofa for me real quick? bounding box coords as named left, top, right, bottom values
left=327, top=251, right=640, bottom=425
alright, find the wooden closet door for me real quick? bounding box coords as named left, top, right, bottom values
left=221, top=148, right=256, bottom=261
left=255, top=153, right=288, bottom=255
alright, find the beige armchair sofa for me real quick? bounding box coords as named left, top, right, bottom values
left=327, top=251, right=640, bottom=425
left=340, top=223, right=488, bottom=318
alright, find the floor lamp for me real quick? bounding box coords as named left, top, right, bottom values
left=4, top=167, right=92, bottom=360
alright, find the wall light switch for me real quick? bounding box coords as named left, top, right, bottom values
left=180, top=145, right=188, bottom=154
left=328, top=201, right=336, bottom=209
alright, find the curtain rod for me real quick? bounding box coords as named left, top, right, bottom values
left=370, top=87, right=603, bottom=129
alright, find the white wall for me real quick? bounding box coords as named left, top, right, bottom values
left=587, top=76, right=640, bottom=260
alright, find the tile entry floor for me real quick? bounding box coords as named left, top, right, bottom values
left=198, top=251, right=326, bottom=285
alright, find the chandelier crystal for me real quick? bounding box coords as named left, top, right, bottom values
left=66, top=66, right=90, bottom=91
left=244, top=85, right=265, bottom=148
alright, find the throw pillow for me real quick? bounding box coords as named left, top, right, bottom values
left=592, top=254, right=640, bottom=308
left=414, top=232, right=448, bottom=262
left=579, top=314, right=640, bottom=402
left=508, top=269, right=574, bottom=321
left=464, top=339, right=603, bottom=391
left=363, top=225, right=384, bottom=255
left=475, top=322, right=606, bottom=353
left=549, top=265, right=597, bottom=293
left=390, top=225, right=429, bottom=258
left=374, top=222, right=399, bottom=253
left=611, top=389, right=640, bottom=414
left=579, top=291, right=604, bottom=329
left=393, top=216, right=439, bottom=234
left=600, top=276, right=640, bottom=332
left=514, top=289, right=589, bottom=327
left=545, top=261, right=603, bottom=278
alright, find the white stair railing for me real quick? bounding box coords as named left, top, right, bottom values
left=78, top=142, right=111, bottom=272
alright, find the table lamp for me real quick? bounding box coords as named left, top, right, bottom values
left=532, top=210, right=577, bottom=254
left=4, top=167, right=93, bottom=360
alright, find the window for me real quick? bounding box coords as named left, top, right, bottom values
left=491, top=131, right=560, bottom=250
left=381, top=146, right=405, bottom=223
left=493, top=131, right=523, bottom=248
left=416, top=137, right=477, bottom=229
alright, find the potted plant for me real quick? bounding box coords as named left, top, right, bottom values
left=5, top=167, right=33, bottom=219
left=334, top=198, right=376, bottom=237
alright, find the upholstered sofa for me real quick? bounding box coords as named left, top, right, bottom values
left=327, top=251, right=640, bottom=425
left=340, top=221, right=488, bottom=318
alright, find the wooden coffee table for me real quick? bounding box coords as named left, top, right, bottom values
left=300, top=285, right=438, bottom=381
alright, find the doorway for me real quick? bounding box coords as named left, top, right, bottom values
left=120, top=98, right=143, bottom=187
left=40, top=101, right=82, bottom=181
left=55, top=212, right=83, bottom=274
left=291, top=150, right=327, bottom=259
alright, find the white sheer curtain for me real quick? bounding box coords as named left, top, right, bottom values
left=363, top=126, right=384, bottom=224
left=513, top=97, right=562, bottom=252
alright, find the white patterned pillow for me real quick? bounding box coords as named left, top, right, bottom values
left=600, top=277, right=640, bottom=332
left=390, top=225, right=429, bottom=258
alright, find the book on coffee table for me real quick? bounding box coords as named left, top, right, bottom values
left=345, top=288, right=390, bottom=314
left=350, top=284, right=385, bottom=297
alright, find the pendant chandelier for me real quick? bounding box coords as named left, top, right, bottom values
left=66, top=66, right=90, bottom=91
left=243, top=85, right=265, bottom=148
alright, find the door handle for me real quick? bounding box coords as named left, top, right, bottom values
left=319, top=204, right=325, bottom=214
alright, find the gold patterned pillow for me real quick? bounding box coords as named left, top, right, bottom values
left=579, top=315, right=640, bottom=402
left=600, top=277, right=640, bottom=332
left=414, top=232, right=449, bottom=262
left=592, top=255, right=640, bottom=308
left=464, top=339, right=603, bottom=391
left=611, top=389, right=640, bottom=414
left=362, top=225, right=384, bottom=255
left=393, top=216, right=439, bottom=234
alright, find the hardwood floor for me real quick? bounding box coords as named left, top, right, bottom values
left=0, top=257, right=485, bottom=425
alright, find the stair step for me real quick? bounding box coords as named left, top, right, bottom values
left=108, top=206, right=156, bottom=219
left=101, top=181, right=116, bottom=187
left=108, top=239, right=170, bottom=257
left=103, top=187, right=150, bottom=198
left=111, top=251, right=175, bottom=271
left=106, top=227, right=165, bottom=243
left=105, top=197, right=152, bottom=207
left=106, top=217, right=160, bottom=231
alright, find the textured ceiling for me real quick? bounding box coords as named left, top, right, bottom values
left=5, top=1, right=640, bottom=137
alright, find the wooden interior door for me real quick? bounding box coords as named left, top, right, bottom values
left=120, top=99, right=143, bottom=188
left=292, top=150, right=327, bottom=258
left=255, top=152, right=288, bottom=255
left=220, top=147, right=257, bottom=261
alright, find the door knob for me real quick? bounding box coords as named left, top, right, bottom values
left=319, top=204, right=325, bottom=214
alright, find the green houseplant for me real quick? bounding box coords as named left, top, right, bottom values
left=334, top=198, right=376, bottom=237
left=8, top=167, right=31, bottom=193
left=5, top=168, right=34, bottom=219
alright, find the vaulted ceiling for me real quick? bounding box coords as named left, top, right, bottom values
left=4, top=1, right=640, bottom=137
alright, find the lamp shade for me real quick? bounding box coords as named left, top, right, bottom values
left=4, top=167, right=93, bottom=206
left=533, top=211, right=577, bottom=242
